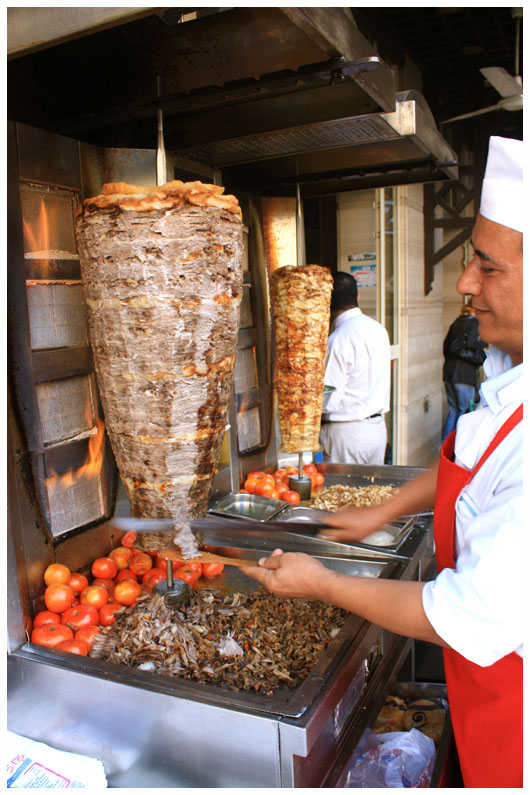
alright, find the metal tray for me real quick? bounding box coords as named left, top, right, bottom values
left=275, top=505, right=419, bottom=553
left=209, top=492, right=287, bottom=521
left=22, top=528, right=406, bottom=722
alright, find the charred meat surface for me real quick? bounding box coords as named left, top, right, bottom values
left=90, top=589, right=346, bottom=695
left=75, top=181, right=244, bottom=525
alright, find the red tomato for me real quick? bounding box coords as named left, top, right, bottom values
left=312, top=472, right=325, bottom=487
left=284, top=465, right=299, bottom=475
left=43, top=563, right=71, bottom=586
left=114, top=579, right=142, bottom=606
left=75, top=626, right=101, bottom=650
left=175, top=563, right=202, bottom=586
left=61, top=605, right=99, bottom=630
left=283, top=490, right=301, bottom=505
left=92, top=577, right=116, bottom=597
left=303, top=463, right=318, bottom=475
left=99, top=602, right=124, bottom=627
left=109, top=546, right=134, bottom=570
left=246, top=471, right=265, bottom=480
left=31, top=623, right=73, bottom=648
left=256, top=481, right=276, bottom=497
left=68, top=572, right=89, bottom=595
left=244, top=478, right=258, bottom=494
left=80, top=585, right=109, bottom=610
left=33, top=610, right=61, bottom=628
left=116, top=568, right=138, bottom=582
left=91, top=556, right=118, bottom=580
left=129, top=552, right=153, bottom=576
left=44, top=583, right=75, bottom=613
left=275, top=481, right=289, bottom=497
left=201, top=562, right=225, bottom=579
left=57, top=638, right=89, bottom=656
left=141, top=568, right=166, bottom=593
left=121, top=531, right=136, bottom=548
left=274, top=469, right=287, bottom=480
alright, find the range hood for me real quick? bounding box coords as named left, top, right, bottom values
left=7, top=7, right=457, bottom=194
left=182, top=90, right=458, bottom=195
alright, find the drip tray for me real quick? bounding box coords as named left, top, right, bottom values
left=209, top=492, right=287, bottom=521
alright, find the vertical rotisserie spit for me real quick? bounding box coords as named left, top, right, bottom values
left=75, top=181, right=243, bottom=548
left=270, top=265, right=333, bottom=456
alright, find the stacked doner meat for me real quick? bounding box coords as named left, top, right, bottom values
left=75, top=181, right=243, bottom=549
left=270, top=265, right=333, bottom=452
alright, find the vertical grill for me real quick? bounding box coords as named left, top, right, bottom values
left=8, top=122, right=117, bottom=538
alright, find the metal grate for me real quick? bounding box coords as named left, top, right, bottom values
left=179, top=114, right=399, bottom=167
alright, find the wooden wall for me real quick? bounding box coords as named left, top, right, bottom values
left=397, top=184, right=444, bottom=466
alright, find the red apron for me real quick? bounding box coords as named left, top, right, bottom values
left=434, top=404, right=523, bottom=788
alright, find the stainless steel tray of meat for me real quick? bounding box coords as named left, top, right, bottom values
left=22, top=524, right=406, bottom=723
left=208, top=492, right=287, bottom=521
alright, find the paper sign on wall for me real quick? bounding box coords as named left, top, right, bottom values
left=350, top=263, right=377, bottom=288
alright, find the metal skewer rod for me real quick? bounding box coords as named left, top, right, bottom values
left=166, top=558, right=174, bottom=589
left=156, top=75, right=166, bottom=186
left=298, top=452, right=304, bottom=478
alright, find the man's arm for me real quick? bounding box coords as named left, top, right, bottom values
left=318, top=460, right=439, bottom=542
left=242, top=551, right=449, bottom=648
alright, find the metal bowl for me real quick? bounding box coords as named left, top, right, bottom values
left=322, top=384, right=336, bottom=411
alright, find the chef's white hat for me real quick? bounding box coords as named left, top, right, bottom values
left=479, top=136, right=524, bottom=233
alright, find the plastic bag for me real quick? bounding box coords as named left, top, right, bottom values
left=345, top=728, right=436, bottom=788
left=6, top=731, right=107, bottom=788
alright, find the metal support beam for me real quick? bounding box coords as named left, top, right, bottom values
left=423, top=165, right=478, bottom=295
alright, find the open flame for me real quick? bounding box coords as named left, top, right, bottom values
left=22, top=195, right=78, bottom=276
left=22, top=196, right=52, bottom=256
left=46, top=417, right=106, bottom=498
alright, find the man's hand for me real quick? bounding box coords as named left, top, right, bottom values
left=241, top=549, right=332, bottom=600
left=317, top=504, right=389, bottom=542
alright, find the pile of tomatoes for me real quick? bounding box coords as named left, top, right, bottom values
left=30, top=532, right=224, bottom=657
left=241, top=464, right=324, bottom=504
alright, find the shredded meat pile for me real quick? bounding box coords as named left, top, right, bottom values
left=90, top=589, right=346, bottom=695
left=311, top=484, right=397, bottom=511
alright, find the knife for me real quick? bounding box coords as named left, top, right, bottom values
left=110, top=514, right=330, bottom=535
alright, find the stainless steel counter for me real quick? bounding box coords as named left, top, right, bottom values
left=8, top=463, right=435, bottom=787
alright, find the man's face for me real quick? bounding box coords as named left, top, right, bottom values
left=457, top=214, right=523, bottom=364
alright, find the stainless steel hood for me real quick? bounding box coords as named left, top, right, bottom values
left=207, top=90, right=458, bottom=195
left=7, top=7, right=457, bottom=194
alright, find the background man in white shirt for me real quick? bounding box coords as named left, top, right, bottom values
left=243, top=136, right=523, bottom=788
left=320, top=272, right=390, bottom=464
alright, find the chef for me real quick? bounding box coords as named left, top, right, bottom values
left=242, top=136, right=523, bottom=788
left=320, top=271, right=391, bottom=464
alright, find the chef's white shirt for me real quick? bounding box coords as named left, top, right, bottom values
left=322, top=308, right=390, bottom=421
left=422, top=347, right=524, bottom=667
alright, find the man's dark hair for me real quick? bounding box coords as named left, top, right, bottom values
left=330, top=271, right=359, bottom=312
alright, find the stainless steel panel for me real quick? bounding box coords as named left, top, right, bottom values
left=315, top=462, right=428, bottom=485
left=7, top=653, right=283, bottom=788
left=16, top=123, right=80, bottom=189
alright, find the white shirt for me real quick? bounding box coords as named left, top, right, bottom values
left=322, top=308, right=391, bottom=421
left=422, top=347, right=524, bottom=667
